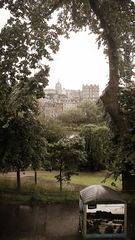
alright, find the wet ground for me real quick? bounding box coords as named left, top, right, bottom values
left=0, top=203, right=82, bottom=240
left=1, top=203, right=135, bottom=240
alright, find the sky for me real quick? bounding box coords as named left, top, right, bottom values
left=48, top=32, right=109, bottom=93
left=0, top=9, right=109, bottom=94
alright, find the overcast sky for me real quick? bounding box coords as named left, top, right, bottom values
left=48, top=32, right=109, bottom=94
left=0, top=8, right=109, bottom=94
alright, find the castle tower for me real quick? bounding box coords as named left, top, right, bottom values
left=55, top=80, right=62, bottom=94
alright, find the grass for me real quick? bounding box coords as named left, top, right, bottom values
left=0, top=170, right=122, bottom=204
left=71, top=171, right=121, bottom=187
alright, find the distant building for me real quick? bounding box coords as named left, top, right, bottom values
left=64, top=89, right=81, bottom=101
left=39, top=81, right=100, bottom=118
left=55, top=81, right=62, bottom=94
left=82, top=84, right=99, bottom=101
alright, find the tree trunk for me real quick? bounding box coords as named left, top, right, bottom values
left=122, top=171, right=135, bottom=192
left=59, top=167, right=63, bottom=192
left=127, top=203, right=135, bottom=239
left=101, top=42, right=128, bottom=137
left=17, top=168, right=21, bottom=191
left=101, top=42, right=132, bottom=191
left=34, top=170, right=37, bottom=185
left=89, top=0, right=128, bottom=137
left=88, top=0, right=131, bottom=191
left=101, top=43, right=133, bottom=191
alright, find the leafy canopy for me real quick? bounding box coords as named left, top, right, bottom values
left=48, top=136, right=86, bottom=191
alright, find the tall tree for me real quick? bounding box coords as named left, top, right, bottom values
left=0, top=3, right=60, bottom=187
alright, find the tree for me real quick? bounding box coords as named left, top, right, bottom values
left=0, top=14, right=57, bottom=189
left=0, top=116, right=48, bottom=190
left=0, top=65, right=49, bottom=189
left=58, top=100, right=105, bottom=126
left=39, top=116, right=67, bottom=143
left=0, top=2, right=60, bottom=187
left=119, top=82, right=135, bottom=132
left=0, top=0, right=61, bottom=128
left=48, top=136, right=86, bottom=192
left=58, top=108, right=86, bottom=125
left=27, top=120, right=48, bottom=185
left=107, top=83, right=135, bottom=190
left=78, top=100, right=105, bottom=124
left=80, top=124, right=110, bottom=171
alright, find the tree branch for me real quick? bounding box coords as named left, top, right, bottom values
left=88, top=0, right=115, bottom=45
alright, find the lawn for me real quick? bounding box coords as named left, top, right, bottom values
left=0, top=170, right=122, bottom=204
left=0, top=170, right=122, bottom=190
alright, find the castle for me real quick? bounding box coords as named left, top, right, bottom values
left=39, top=81, right=99, bottom=118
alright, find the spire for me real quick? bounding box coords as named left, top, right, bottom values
left=55, top=80, right=62, bottom=94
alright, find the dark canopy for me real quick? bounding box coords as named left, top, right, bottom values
left=80, top=185, right=125, bottom=204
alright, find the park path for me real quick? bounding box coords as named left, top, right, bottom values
left=0, top=203, right=82, bottom=240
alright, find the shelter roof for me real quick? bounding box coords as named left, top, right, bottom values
left=80, top=185, right=125, bottom=204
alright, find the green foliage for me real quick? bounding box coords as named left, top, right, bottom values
left=0, top=118, right=30, bottom=172
left=0, top=116, right=48, bottom=172
left=40, top=117, right=67, bottom=143
left=0, top=2, right=61, bottom=128
left=119, top=82, right=135, bottom=130
left=81, top=124, right=111, bottom=171
left=107, top=83, right=135, bottom=177
left=48, top=136, right=86, bottom=191
left=0, top=1, right=61, bottom=181
left=78, top=100, right=105, bottom=124
left=58, top=100, right=105, bottom=126
left=58, top=107, right=86, bottom=125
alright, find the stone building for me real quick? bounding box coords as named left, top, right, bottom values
left=55, top=81, right=62, bottom=94
left=39, top=81, right=100, bottom=118
left=82, top=84, right=99, bottom=101
left=39, top=90, right=67, bottom=118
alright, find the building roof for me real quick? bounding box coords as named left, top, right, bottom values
left=80, top=185, right=125, bottom=204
